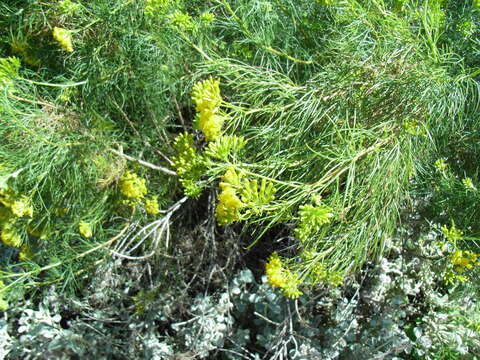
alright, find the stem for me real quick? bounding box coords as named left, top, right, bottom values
left=25, top=79, right=88, bottom=88
left=8, top=95, right=57, bottom=109
left=109, top=148, right=177, bottom=176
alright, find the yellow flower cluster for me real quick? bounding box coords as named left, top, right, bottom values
left=434, top=159, right=447, bottom=172
left=78, top=221, right=93, bottom=238
left=295, top=203, right=333, bottom=242
left=200, top=12, right=215, bottom=25
left=215, top=168, right=278, bottom=225
left=265, top=252, right=302, bottom=298
left=57, top=0, right=82, bottom=16
left=197, top=110, right=225, bottom=141
left=52, top=27, right=74, bottom=53
left=120, top=171, right=148, bottom=201
left=216, top=168, right=244, bottom=225
left=169, top=11, right=195, bottom=31
left=216, top=187, right=244, bottom=225
left=145, top=0, right=173, bottom=16
left=172, top=133, right=206, bottom=197
left=192, top=77, right=222, bottom=112
left=445, top=249, right=480, bottom=284
left=441, top=223, right=463, bottom=243
left=11, top=196, right=34, bottom=218
left=119, top=171, right=162, bottom=215
left=1, top=223, right=22, bottom=247
left=145, top=196, right=160, bottom=215
left=450, top=249, right=479, bottom=271
left=192, top=78, right=225, bottom=141
left=462, top=177, right=476, bottom=190
left=0, top=188, right=33, bottom=249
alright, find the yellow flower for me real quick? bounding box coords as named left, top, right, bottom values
left=281, top=274, right=303, bottom=298
left=145, top=196, right=160, bottom=215
left=191, top=78, right=225, bottom=141
left=53, top=27, right=74, bottom=52
left=462, top=177, right=476, bottom=190
left=19, top=245, right=33, bottom=261
left=78, top=221, right=93, bottom=238
left=57, top=0, right=82, bottom=16
left=434, top=159, right=447, bottom=171
left=200, top=12, right=215, bottom=25
left=265, top=252, right=285, bottom=287
left=196, top=109, right=224, bottom=141
left=265, top=252, right=303, bottom=298
left=441, top=223, right=463, bottom=243
left=145, top=0, right=172, bottom=16
left=11, top=197, right=33, bottom=218
left=192, top=77, right=222, bottom=112
left=216, top=186, right=244, bottom=225
left=448, top=249, right=480, bottom=284
left=169, top=11, right=194, bottom=31
left=221, top=168, right=242, bottom=188
left=120, top=171, right=148, bottom=201
left=1, top=223, right=22, bottom=247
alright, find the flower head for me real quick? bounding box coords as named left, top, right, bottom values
left=169, top=11, right=194, bottom=31
left=295, top=203, right=333, bottom=242
left=120, top=171, right=148, bottom=201
left=462, top=177, right=476, bottom=190
left=11, top=196, right=33, bottom=218
left=200, top=12, right=215, bottom=25
left=1, top=223, right=22, bottom=247
left=216, top=185, right=244, bottom=225
left=53, top=27, right=74, bottom=52
left=265, top=252, right=303, bottom=298
left=145, top=196, right=160, bottom=215
left=434, top=159, right=447, bottom=172
left=195, top=109, right=224, bottom=141
left=192, top=77, right=222, bottom=112
left=79, top=221, right=93, bottom=238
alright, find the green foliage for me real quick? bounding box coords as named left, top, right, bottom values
left=0, top=57, right=20, bottom=91
left=205, top=135, right=247, bottom=162
left=0, top=0, right=479, bottom=358
left=295, top=203, right=334, bottom=242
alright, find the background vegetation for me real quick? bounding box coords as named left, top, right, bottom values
left=0, top=0, right=479, bottom=359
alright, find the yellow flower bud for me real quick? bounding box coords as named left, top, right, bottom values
left=53, top=27, right=74, bottom=52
